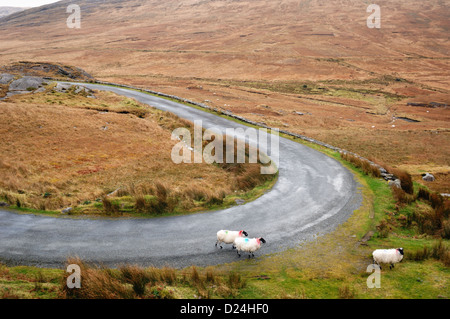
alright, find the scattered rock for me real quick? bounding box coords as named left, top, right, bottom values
left=61, top=207, right=73, bottom=214
left=54, top=83, right=72, bottom=92
left=235, top=199, right=246, bottom=205
left=381, top=173, right=396, bottom=181
left=54, top=83, right=93, bottom=96
left=0, top=201, right=10, bottom=207
left=422, top=173, right=435, bottom=182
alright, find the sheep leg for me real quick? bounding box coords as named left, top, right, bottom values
left=373, top=259, right=381, bottom=270
left=237, top=250, right=241, bottom=257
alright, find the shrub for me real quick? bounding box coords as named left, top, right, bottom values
left=61, top=258, right=132, bottom=299
left=160, top=266, right=177, bottom=285
left=417, top=188, right=430, bottom=201
left=148, top=284, right=175, bottom=299
left=227, top=272, right=246, bottom=290
left=429, top=193, right=444, bottom=210
left=376, top=220, right=390, bottom=238
left=185, top=188, right=208, bottom=202
left=407, top=241, right=450, bottom=266
left=391, top=168, right=414, bottom=194
left=341, top=152, right=380, bottom=177
left=392, top=187, right=414, bottom=205
left=102, top=196, right=120, bottom=215
left=443, top=219, right=450, bottom=240
left=206, top=194, right=224, bottom=206
left=134, top=195, right=146, bottom=213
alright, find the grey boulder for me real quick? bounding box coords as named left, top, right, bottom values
left=0, top=73, right=15, bottom=84
left=422, top=173, right=435, bottom=182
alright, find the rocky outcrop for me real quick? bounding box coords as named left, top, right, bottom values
left=0, top=61, right=94, bottom=81
left=9, top=76, right=45, bottom=91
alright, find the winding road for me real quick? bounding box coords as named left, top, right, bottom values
left=0, top=83, right=362, bottom=268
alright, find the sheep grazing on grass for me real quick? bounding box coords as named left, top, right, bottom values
left=234, top=237, right=266, bottom=258
left=215, top=230, right=248, bottom=249
left=372, top=248, right=404, bottom=269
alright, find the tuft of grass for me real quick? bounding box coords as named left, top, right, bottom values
left=338, top=285, right=355, bottom=299
left=390, top=168, right=414, bottom=194
left=61, top=257, right=133, bottom=299
left=102, top=196, right=121, bottom=215
left=119, top=265, right=150, bottom=297
left=340, top=152, right=381, bottom=178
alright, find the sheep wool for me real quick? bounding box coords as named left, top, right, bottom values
left=234, top=237, right=266, bottom=258
left=216, top=230, right=248, bottom=249
left=372, top=248, right=404, bottom=269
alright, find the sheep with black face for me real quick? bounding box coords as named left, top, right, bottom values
left=372, top=248, right=404, bottom=269
left=215, top=230, right=248, bottom=249
left=234, top=237, right=266, bottom=258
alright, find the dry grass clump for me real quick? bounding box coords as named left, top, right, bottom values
left=399, top=190, right=450, bottom=239
left=390, top=168, right=414, bottom=194
left=61, top=257, right=133, bottom=299
left=406, top=241, right=450, bottom=267
left=391, top=187, right=415, bottom=206
left=61, top=258, right=246, bottom=299
left=119, top=265, right=151, bottom=296
left=102, top=196, right=121, bottom=215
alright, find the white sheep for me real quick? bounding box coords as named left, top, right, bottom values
left=234, top=237, right=266, bottom=258
left=372, top=248, right=404, bottom=269
left=215, top=230, right=248, bottom=249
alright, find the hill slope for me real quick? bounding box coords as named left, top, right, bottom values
left=0, top=0, right=448, bottom=86
left=0, top=6, right=28, bottom=19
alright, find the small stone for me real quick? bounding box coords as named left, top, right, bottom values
left=422, top=173, right=435, bottom=182
left=388, top=179, right=401, bottom=189
left=61, top=207, right=73, bottom=214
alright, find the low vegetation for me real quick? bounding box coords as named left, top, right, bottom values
left=0, top=85, right=276, bottom=217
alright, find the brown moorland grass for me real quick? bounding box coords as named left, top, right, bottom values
left=0, top=87, right=275, bottom=215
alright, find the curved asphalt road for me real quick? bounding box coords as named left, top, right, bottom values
left=0, top=83, right=362, bottom=268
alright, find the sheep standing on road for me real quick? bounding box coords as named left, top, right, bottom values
left=234, top=237, right=266, bottom=258
left=216, top=230, right=248, bottom=249
left=372, top=248, right=404, bottom=269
